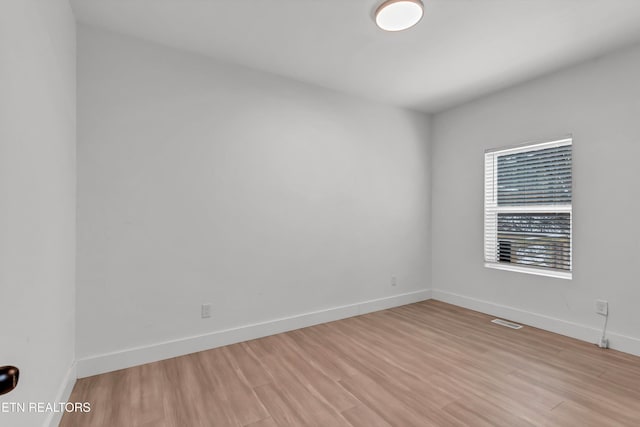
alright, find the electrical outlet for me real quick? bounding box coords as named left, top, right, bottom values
left=595, top=300, right=608, bottom=316
left=391, top=276, right=397, bottom=287
left=201, top=303, right=211, bottom=318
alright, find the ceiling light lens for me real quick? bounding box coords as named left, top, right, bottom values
left=375, top=0, right=424, bottom=32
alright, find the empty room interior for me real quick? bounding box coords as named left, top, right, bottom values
left=3, top=0, right=640, bottom=426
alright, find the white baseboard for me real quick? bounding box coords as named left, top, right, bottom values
left=76, top=289, right=432, bottom=378
left=44, top=362, right=76, bottom=427
left=432, top=289, right=640, bottom=357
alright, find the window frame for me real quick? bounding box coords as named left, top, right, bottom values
left=484, top=137, right=573, bottom=280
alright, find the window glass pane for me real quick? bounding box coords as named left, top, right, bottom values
left=497, top=212, right=571, bottom=271
left=497, top=145, right=572, bottom=206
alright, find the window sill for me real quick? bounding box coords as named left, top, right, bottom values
left=485, top=263, right=572, bottom=280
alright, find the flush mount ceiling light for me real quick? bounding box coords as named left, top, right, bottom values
left=375, top=0, right=424, bottom=32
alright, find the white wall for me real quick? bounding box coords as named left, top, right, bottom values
left=76, top=26, right=431, bottom=373
left=432, top=43, right=640, bottom=354
left=0, top=1, right=76, bottom=426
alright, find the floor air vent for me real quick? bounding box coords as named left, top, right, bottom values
left=491, top=319, right=523, bottom=329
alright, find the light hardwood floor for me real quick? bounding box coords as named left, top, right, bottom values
left=60, top=300, right=640, bottom=426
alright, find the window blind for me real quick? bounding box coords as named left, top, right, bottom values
left=484, top=138, right=572, bottom=278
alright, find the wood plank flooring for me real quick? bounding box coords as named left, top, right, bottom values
left=60, top=300, right=640, bottom=426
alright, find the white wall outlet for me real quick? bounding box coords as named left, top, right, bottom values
left=201, top=303, right=211, bottom=318
left=391, top=276, right=397, bottom=286
left=595, top=300, right=608, bottom=316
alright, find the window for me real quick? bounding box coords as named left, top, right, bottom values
left=484, top=138, right=572, bottom=279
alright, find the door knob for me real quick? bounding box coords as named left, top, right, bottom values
left=0, top=366, right=19, bottom=395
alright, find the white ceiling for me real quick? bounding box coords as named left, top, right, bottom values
left=71, top=0, right=640, bottom=113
